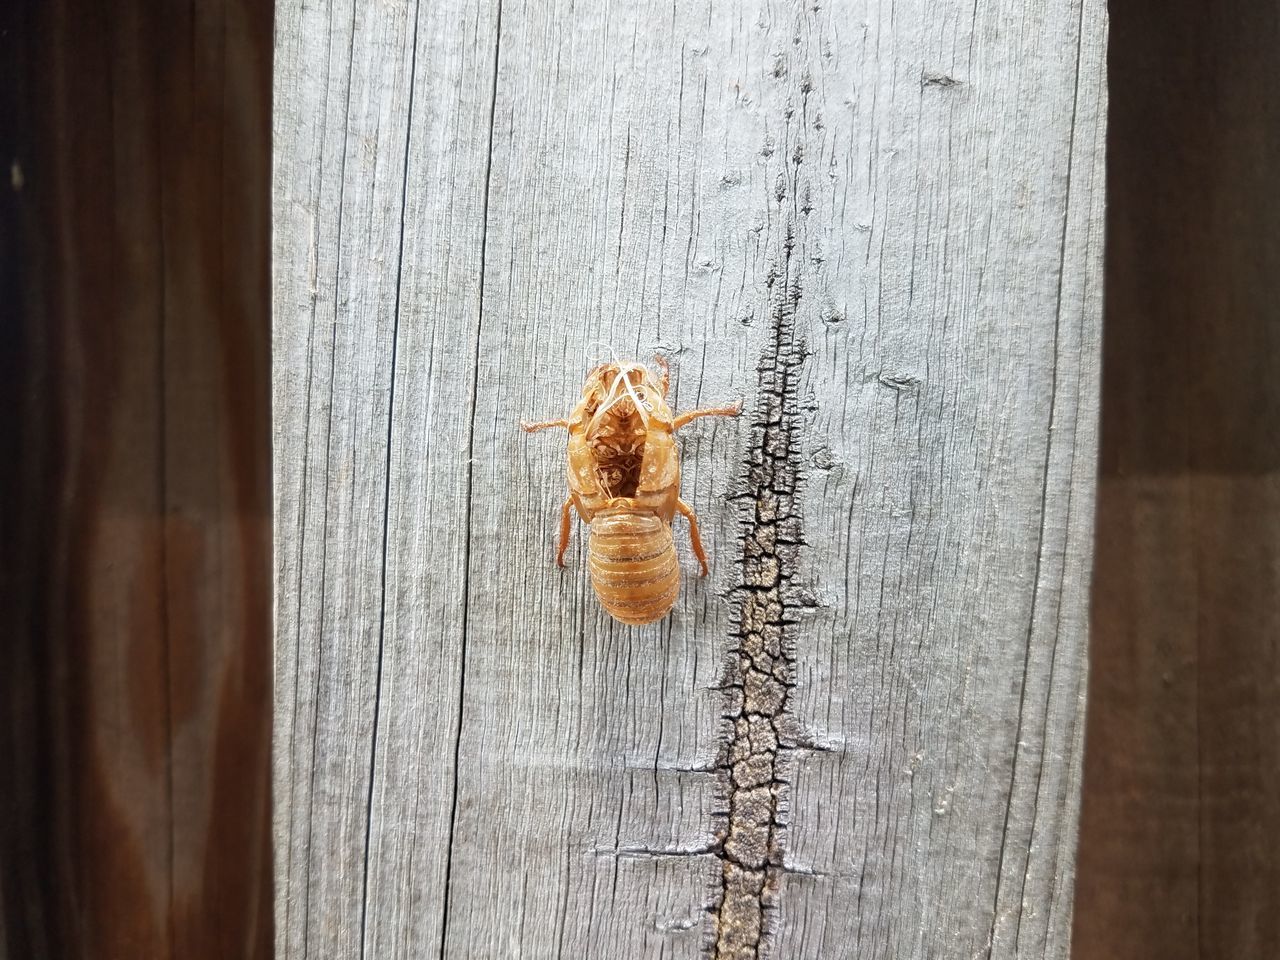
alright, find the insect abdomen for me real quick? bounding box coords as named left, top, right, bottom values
left=588, top=512, right=680, bottom=625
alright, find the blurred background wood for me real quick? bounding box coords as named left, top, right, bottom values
left=8, top=0, right=1277, bottom=955
left=1073, top=2, right=1280, bottom=959
left=0, top=1, right=273, bottom=957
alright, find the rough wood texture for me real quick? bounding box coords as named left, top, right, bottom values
left=0, top=1, right=273, bottom=957
left=272, top=0, right=1105, bottom=956
left=1073, top=2, right=1280, bottom=958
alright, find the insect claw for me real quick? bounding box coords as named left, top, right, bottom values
left=522, top=417, right=571, bottom=433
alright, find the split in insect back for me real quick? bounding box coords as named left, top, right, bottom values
left=521, top=356, right=741, bottom=625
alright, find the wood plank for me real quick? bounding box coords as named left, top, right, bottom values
left=272, top=0, right=1105, bottom=955
left=1074, top=1, right=1280, bottom=956
left=441, top=1, right=755, bottom=953
left=0, top=0, right=273, bottom=956
left=270, top=0, right=498, bottom=956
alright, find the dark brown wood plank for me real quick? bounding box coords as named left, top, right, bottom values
left=1075, top=1, right=1280, bottom=956
left=0, top=1, right=273, bottom=957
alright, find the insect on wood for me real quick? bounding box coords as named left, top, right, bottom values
left=521, top=356, right=741, bottom=624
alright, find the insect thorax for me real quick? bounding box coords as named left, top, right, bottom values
left=589, top=405, right=647, bottom=497
left=573, top=362, right=671, bottom=499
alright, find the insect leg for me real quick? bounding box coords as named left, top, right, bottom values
left=556, top=496, right=574, bottom=567
left=653, top=354, right=670, bottom=396
left=675, top=498, right=710, bottom=577
left=672, top=402, right=742, bottom=430
left=520, top=417, right=571, bottom=432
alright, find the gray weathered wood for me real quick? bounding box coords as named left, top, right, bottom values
left=272, top=0, right=1105, bottom=957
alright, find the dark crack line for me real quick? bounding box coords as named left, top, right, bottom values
left=359, top=0, right=423, bottom=954
left=438, top=2, right=503, bottom=956
left=302, top=8, right=359, bottom=955
left=709, top=226, right=816, bottom=960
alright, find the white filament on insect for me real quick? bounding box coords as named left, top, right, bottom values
left=583, top=340, right=621, bottom=367
left=587, top=362, right=653, bottom=435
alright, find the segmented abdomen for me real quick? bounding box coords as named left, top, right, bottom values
left=588, top=512, right=680, bottom=625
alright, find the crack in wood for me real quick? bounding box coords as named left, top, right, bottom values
left=707, top=226, right=817, bottom=960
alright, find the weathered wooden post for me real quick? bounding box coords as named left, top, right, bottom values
left=272, top=0, right=1105, bottom=956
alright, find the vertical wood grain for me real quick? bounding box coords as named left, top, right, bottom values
left=272, top=0, right=1105, bottom=956
left=271, top=0, right=499, bottom=955
left=0, top=1, right=273, bottom=956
